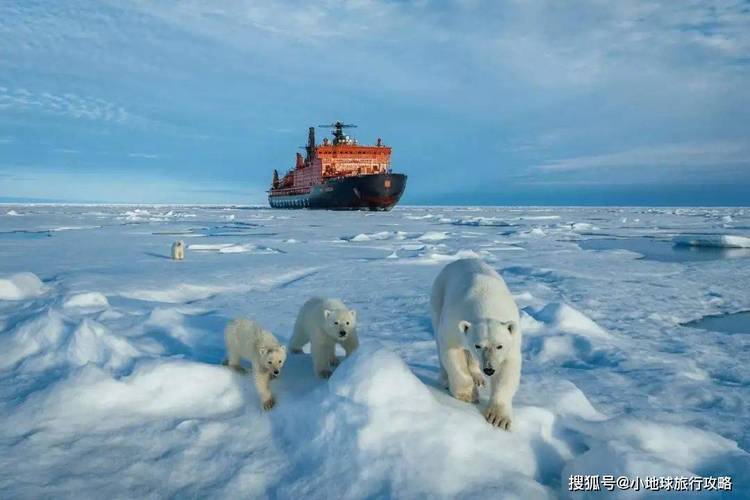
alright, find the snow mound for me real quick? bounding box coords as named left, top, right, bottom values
left=563, top=417, right=750, bottom=493
left=343, top=231, right=409, bottom=242
left=188, top=243, right=280, bottom=254
left=9, top=360, right=242, bottom=434
left=395, top=249, right=489, bottom=265
left=416, top=231, right=449, bottom=241
left=535, top=302, right=611, bottom=339
left=67, top=318, right=140, bottom=369
left=5, top=209, right=22, bottom=216
left=63, top=292, right=109, bottom=310
left=279, top=347, right=557, bottom=498
left=119, top=283, right=231, bottom=303
left=673, top=234, right=750, bottom=248
left=443, top=216, right=512, bottom=227
left=525, top=303, right=620, bottom=368
left=0, top=272, right=47, bottom=300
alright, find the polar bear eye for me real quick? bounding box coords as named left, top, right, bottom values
left=346, top=321, right=350, bottom=325
left=496, top=345, right=503, bottom=350
left=334, top=321, right=339, bottom=325
left=474, top=344, right=481, bottom=349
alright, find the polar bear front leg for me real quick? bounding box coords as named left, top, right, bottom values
left=444, top=347, right=477, bottom=403
left=484, top=356, right=521, bottom=430
left=312, top=333, right=335, bottom=378
left=254, top=370, right=275, bottom=410
left=465, top=350, right=486, bottom=387
left=342, top=332, right=359, bottom=357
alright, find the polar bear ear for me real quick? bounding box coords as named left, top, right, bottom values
left=279, top=345, right=287, bottom=352
left=324, top=309, right=331, bottom=319
left=350, top=310, right=357, bottom=320
left=508, top=322, right=517, bottom=335
left=458, top=320, right=472, bottom=334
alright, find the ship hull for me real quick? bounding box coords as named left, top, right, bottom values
left=269, top=173, right=407, bottom=211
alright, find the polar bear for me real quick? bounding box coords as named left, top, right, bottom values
left=224, top=318, right=287, bottom=410
left=430, top=258, right=522, bottom=430
left=289, top=297, right=359, bottom=378
left=171, top=240, right=185, bottom=260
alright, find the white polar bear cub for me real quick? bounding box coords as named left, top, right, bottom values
left=289, top=297, right=359, bottom=378
left=225, top=318, right=287, bottom=410
left=431, top=258, right=522, bottom=430
left=171, top=240, right=185, bottom=260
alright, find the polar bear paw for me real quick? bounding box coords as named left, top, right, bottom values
left=318, top=369, right=333, bottom=379
left=262, top=397, right=276, bottom=411
left=455, top=386, right=479, bottom=404
left=329, top=357, right=341, bottom=367
left=471, top=372, right=486, bottom=387
left=484, top=404, right=512, bottom=430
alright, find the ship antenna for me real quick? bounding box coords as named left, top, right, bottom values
left=317, top=121, right=357, bottom=145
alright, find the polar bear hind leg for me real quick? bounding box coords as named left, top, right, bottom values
left=289, top=318, right=309, bottom=354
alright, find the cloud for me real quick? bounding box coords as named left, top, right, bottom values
left=0, top=87, right=133, bottom=123
left=536, top=141, right=750, bottom=172
left=128, top=153, right=160, bottom=159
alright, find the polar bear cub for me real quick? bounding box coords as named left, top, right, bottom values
left=431, top=258, right=522, bottom=430
left=289, top=297, right=359, bottom=378
left=225, top=318, right=287, bottom=410
left=171, top=240, right=185, bottom=260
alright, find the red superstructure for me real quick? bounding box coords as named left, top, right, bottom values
left=272, top=124, right=392, bottom=196
left=268, top=122, right=406, bottom=210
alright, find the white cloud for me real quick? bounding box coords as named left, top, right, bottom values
left=0, top=87, right=133, bottom=123
left=536, top=141, right=750, bottom=172
left=129, top=153, right=160, bottom=159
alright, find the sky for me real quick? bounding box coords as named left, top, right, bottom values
left=1, top=0, right=749, bottom=206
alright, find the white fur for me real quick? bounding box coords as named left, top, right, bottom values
left=289, top=297, right=359, bottom=378
left=171, top=240, right=185, bottom=260
left=224, top=318, right=287, bottom=410
left=430, top=258, right=522, bottom=430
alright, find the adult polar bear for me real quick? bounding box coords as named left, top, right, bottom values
left=431, top=258, right=522, bottom=430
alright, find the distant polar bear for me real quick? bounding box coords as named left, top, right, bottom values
left=431, top=258, right=522, bottom=430
left=290, top=297, right=359, bottom=378
left=224, top=318, right=287, bottom=410
left=171, top=240, right=185, bottom=260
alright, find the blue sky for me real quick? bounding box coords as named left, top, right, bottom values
left=1, top=0, right=749, bottom=205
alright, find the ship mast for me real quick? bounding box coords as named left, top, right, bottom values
left=305, top=127, right=316, bottom=162
left=318, top=121, right=358, bottom=145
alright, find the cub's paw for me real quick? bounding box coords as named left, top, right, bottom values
left=262, top=397, right=276, bottom=411
left=290, top=347, right=303, bottom=354
left=471, top=373, right=486, bottom=387
left=318, top=369, right=333, bottom=379
left=329, top=357, right=341, bottom=367
left=484, top=404, right=512, bottom=430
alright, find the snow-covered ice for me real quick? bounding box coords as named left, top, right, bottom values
left=0, top=205, right=749, bottom=498
left=674, top=234, right=750, bottom=249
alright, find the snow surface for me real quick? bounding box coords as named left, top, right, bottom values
left=1, top=205, right=749, bottom=498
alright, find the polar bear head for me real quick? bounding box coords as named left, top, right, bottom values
left=323, top=308, right=357, bottom=341
left=461, top=319, right=518, bottom=376
left=258, top=345, right=287, bottom=378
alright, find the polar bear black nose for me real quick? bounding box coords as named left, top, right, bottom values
left=273, top=369, right=279, bottom=375
left=339, top=330, right=346, bottom=337
left=483, top=368, right=495, bottom=376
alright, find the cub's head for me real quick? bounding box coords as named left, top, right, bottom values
left=461, top=319, right=518, bottom=376
left=174, top=240, right=184, bottom=248
left=323, top=308, right=357, bottom=341
left=258, top=345, right=287, bottom=378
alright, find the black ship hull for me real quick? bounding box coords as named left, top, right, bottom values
left=269, top=173, right=407, bottom=210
